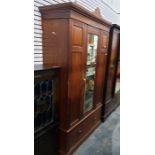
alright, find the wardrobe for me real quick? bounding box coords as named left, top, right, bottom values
left=40, top=2, right=111, bottom=155
left=102, top=24, right=120, bottom=120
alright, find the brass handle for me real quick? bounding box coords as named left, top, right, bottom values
left=104, top=52, right=108, bottom=56
left=104, top=45, right=107, bottom=49
left=77, top=129, right=82, bottom=134
left=83, top=78, right=86, bottom=82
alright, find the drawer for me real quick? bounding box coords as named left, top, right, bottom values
left=67, top=106, right=101, bottom=149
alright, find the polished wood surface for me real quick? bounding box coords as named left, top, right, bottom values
left=102, top=24, right=120, bottom=121
left=94, top=30, right=109, bottom=107
left=39, top=2, right=111, bottom=27
left=60, top=104, right=102, bottom=155
left=106, top=29, right=119, bottom=100
left=42, top=18, right=69, bottom=130
left=34, top=65, right=60, bottom=155
left=68, top=20, right=86, bottom=126
left=34, top=64, right=60, bottom=71
left=40, top=2, right=112, bottom=154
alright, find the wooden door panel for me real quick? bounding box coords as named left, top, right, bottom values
left=72, top=20, right=84, bottom=45
left=101, top=31, right=109, bottom=50
left=95, top=31, right=108, bottom=105
left=72, top=25, right=83, bottom=46
left=94, top=53, right=105, bottom=105
left=69, top=52, right=84, bottom=126
left=106, top=30, right=119, bottom=100
left=68, top=20, right=86, bottom=126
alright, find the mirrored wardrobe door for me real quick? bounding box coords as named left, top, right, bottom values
left=83, top=33, right=99, bottom=113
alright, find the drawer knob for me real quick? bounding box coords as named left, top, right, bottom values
left=77, top=129, right=82, bottom=134
left=93, top=117, right=97, bottom=121
left=104, top=45, right=107, bottom=48
left=51, top=32, right=56, bottom=35
left=104, top=52, right=108, bottom=56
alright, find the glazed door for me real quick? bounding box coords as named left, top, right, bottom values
left=83, top=26, right=101, bottom=114
left=106, top=29, right=119, bottom=101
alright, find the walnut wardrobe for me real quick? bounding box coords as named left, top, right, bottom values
left=40, top=2, right=111, bottom=155
left=102, top=24, right=120, bottom=120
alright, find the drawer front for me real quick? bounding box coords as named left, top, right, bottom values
left=67, top=107, right=101, bottom=149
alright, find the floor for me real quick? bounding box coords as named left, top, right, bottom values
left=74, top=106, right=120, bottom=155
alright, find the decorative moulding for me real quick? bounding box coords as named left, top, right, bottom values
left=92, top=7, right=103, bottom=19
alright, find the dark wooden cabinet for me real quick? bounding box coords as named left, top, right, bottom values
left=40, top=2, right=111, bottom=155
left=34, top=65, right=60, bottom=155
left=102, top=24, right=120, bottom=120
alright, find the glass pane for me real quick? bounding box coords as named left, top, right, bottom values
left=84, top=34, right=98, bottom=113
left=115, top=62, right=120, bottom=93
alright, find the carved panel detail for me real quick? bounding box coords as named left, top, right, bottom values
left=72, top=26, right=83, bottom=46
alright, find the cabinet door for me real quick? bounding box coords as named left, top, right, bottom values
left=106, top=29, right=119, bottom=101
left=95, top=31, right=109, bottom=106
left=68, top=20, right=86, bottom=126
left=114, top=36, right=120, bottom=94
left=83, top=26, right=100, bottom=114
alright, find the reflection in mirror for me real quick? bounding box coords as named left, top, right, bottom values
left=84, top=34, right=98, bottom=113
left=115, top=62, right=120, bottom=93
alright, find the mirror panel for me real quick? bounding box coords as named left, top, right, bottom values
left=115, top=61, right=120, bottom=93
left=84, top=34, right=98, bottom=113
